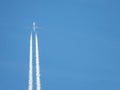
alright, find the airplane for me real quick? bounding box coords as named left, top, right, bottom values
left=33, top=22, right=37, bottom=32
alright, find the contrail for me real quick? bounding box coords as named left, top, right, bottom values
left=28, top=32, right=33, bottom=90
left=35, top=32, right=41, bottom=90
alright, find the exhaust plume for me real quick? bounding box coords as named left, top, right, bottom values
left=35, top=32, right=41, bottom=90
left=28, top=33, right=33, bottom=90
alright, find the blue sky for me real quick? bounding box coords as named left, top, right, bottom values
left=0, top=0, right=120, bottom=90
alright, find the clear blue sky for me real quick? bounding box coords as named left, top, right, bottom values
left=0, top=0, right=120, bottom=90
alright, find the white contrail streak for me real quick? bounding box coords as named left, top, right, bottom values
left=35, top=32, right=41, bottom=90
left=28, top=33, right=33, bottom=90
